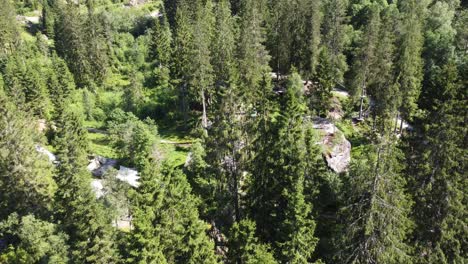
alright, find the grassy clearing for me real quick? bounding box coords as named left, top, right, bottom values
left=158, top=125, right=195, bottom=144
left=161, top=144, right=190, bottom=168
left=158, top=127, right=192, bottom=168
left=20, top=29, right=36, bottom=43
left=335, top=119, right=371, bottom=159
left=88, top=132, right=118, bottom=158
left=84, top=120, right=106, bottom=130
left=86, top=123, right=189, bottom=168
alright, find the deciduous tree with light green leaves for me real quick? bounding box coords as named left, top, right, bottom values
left=0, top=213, right=69, bottom=263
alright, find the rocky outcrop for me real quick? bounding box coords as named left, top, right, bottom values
left=87, top=156, right=118, bottom=177
left=35, top=145, right=57, bottom=163
left=87, top=155, right=140, bottom=187
left=312, top=118, right=351, bottom=173
left=91, top=179, right=104, bottom=198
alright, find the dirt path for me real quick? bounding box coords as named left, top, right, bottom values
left=87, top=127, right=109, bottom=134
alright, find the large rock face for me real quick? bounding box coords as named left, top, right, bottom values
left=87, top=156, right=140, bottom=187
left=312, top=118, right=351, bottom=173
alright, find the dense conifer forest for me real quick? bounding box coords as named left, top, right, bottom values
left=0, top=0, right=466, bottom=263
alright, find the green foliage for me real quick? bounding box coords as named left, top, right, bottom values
left=173, top=2, right=195, bottom=126
left=0, top=97, right=56, bottom=220
left=408, top=59, right=467, bottom=263
left=396, top=0, right=427, bottom=123
left=0, top=245, right=34, bottom=263
left=423, top=1, right=457, bottom=66
left=267, top=0, right=322, bottom=77
left=127, top=160, right=167, bottom=264
left=211, top=0, right=236, bottom=89
left=54, top=3, right=93, bottom=88
left=149, top=6, right=172, bottom=67
left=349, top=3, right=381, bottom=102
left=237, top=0, right=271, bottom=102
left=47, top=53, right=76, bottom=115
left=102, top=168, right=131, bottom=225
left=88, top=131, right=119, bottom=158
left=322, top=0, right=350, bottom=84
left=249, top=71, right=318, bottom=262
left=0, top=0, right=19, bottom=56
left=107, top=109, right=159, bottom=168
left=312, top=47, right=335, bottom=117
left=340, top=142, right=413, bottom=264
left=85, top=10, right=111, bottom=86
left=228, top=219, right=277, bottom=264
left=53, top=109, right=119, bottom=263
left=0, top=213, right=69, bottom=263
left=41, top=0, right=56, bottom=38
left=369, top=4, right=400, bottom=131
left=3, top=53, right=52, bottom=118
left=122, top=69, right=145, bottom=114
left=130, top=162, right=218, bottom=263
left=0, top=0, right=466, bottom=262
left=159, top=168, right=218, bottom=263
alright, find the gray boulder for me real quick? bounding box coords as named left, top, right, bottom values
left=312, top=118, right=351, bottom=173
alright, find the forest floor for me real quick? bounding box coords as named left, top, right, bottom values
left=84, top=120, right=191, bottom=168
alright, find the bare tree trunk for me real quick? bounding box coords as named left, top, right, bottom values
left=394, top=112, right=400, bottom=133
left=201, top=90, right=207, bottom=128
left=232, top=158, right=240, bottom=223
left=359, top=95, right=364, bottom=120
left=399, top=116, right=404, bottom=134
left=181, top=83, right=188, bottom=129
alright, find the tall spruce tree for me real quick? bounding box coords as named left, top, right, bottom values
left=3, top=54, right=52, bottom=118
left=54, top=3, right=92, bottom=88
left=340, top=140, right=413, bottom=264
left=196, top=0, right=246, bottom=226
left=419, top=0, right=458, bottom=112
left=128, top=160, right=168, bottom=264
left=211, top=0, right=237, bottom=90
left=53, top=109, right=118, bottom=263
left=249, top=72, right=317, bottom=263
left=349, top=3, right=381, bottom=119
left=266, top=0, right=322, bottom=78
left=237, top=0, right=272, bottom=164
left=368, top=4, right=400, bottom=132
left=395, top=0, right=427, bottom=131
left=312, top=47, right=335, bottom=117
left=227, top=219, right=277, bottom=264
left=158, top=168, right=219, bottom=263
left=149, top=5, right=175, bottom=117
left=303, top=0, right=323, bottom=79
left=0, top=97, right=56, bottom=220
left=150, top=5, right=172, bottom=67
left=122, top=70, right=145, bottom=115
left=408, top=59, right=467, bottom=263
left=47, top=53, right=76, bottom=115
left=322, top=0, right=350, bottom=84
left=41, top=0, right=56, bottom=38
left=190, top=0, right=215, bottom=129
left=84, top=6, right=110, bottom=87
left=173, top=2, right=194, bottom=127
left=237, top=0, right=271, bottom=104
left=130, top=162, right=219, bottom=263
left=0, top=0, right=19, bottom=56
